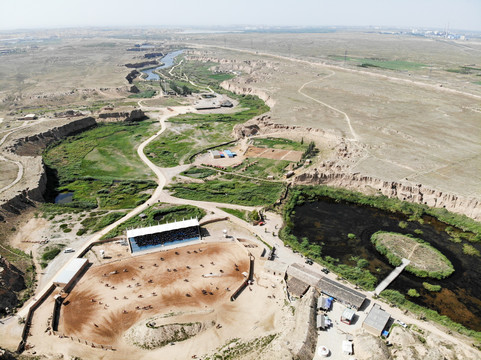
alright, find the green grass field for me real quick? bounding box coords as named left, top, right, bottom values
left=43, top=121, right=157, bottom=211
left=329, top=55, right=426, bottom=71
left=222, top=158, right=289, bottom=179
left=167, top=179, right=284, bottom=206
left=44, top=121, right=157, bottom=182
left=146, top=94, right=269, bottom=167
left=251, top=137, right=308, bottom=151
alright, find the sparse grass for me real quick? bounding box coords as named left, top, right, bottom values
left=219, top=207, right=249, bottom=222
left=371, top=231, right=454, bottom=279
left=40, top=244, right=66, bottom=268
left=463, top=243, right=480, bottom=257
left=128, top=89, right=156, bottom=98
left=202, top=334, right=276, bottom=360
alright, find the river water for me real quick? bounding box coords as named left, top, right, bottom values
left=291, top=197, right=481, bottom=331
left=141, top=49, right=184, bottom=81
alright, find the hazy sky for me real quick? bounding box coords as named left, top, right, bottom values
left=0, top=0, right=480, bottom=31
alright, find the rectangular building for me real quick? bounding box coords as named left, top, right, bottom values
left=362, top=304, right=391, bottom=336
left=53, top=258, right=89, bottom=290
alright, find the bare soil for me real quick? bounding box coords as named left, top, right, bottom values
left=58, top=241, right=249, bottom=345
left=244, top=146, right=303, bottom=162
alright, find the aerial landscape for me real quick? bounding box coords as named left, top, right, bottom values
left=1, top=1, right=481, bottom=359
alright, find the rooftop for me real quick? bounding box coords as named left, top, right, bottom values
left=317, top=277, right=366, bottom=309
left=126, top=218, right=199, bottom=238
left=363, top=304, right=391, bottom=332
left=54, top=258, right=88, bottom=285
left=287, top=263, right=323, bottom=287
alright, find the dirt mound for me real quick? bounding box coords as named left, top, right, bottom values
left=354, top=331, right=392, bottom=360
left=125, top=319, right=212, bottom=349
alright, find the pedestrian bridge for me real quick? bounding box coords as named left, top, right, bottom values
left=374, top=258, right=411, bottom=295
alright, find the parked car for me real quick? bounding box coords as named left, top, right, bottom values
left=396, top=320, right=407, bottom=328
left=321, top=268, right=330, bottom=274
left=63, top=248, right=75, bottom=253
left=305, top=259, right=313, bottom=265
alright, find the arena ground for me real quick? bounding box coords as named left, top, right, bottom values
left=58, top=241, right=249, bottom=345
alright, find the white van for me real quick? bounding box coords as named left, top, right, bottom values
left=63, top=248, right=75, bottom=253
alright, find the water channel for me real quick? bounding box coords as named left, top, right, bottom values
left=141, top=49, right=184, bottom=81
left=291, top=197, right=481, bottom=331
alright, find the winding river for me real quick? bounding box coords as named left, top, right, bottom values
left=141, top=49, right=184, bottom=81
left=291, top=197, right=481, bottom=331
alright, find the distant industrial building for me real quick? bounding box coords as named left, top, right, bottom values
left=362, top=304, right=391, bottom=336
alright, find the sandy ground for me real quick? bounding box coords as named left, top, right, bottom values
left=21, top=237, right=286, bottom=360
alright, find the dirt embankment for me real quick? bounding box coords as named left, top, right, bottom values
left=235, top=115, right=481, bottom=221
left=0, top=256, right=25, bottom=315
left=0, top=117, right=96, bottom=221
left=295, top=171, right=481, bottom=221
left=186, top=52, right=277, bottom=108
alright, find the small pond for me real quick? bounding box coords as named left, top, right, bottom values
left=54, top=192, right=73, bottom=204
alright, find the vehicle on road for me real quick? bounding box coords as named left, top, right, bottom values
left=321, top=268, right=330, bottom=274
left=305, top=258, right=313, bottom=265
left=63, top=248, right=75, bottom=253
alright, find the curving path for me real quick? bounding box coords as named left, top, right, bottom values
left=298, top=72, right=359, bottom=142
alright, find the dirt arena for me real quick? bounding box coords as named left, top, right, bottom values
left=58, top=241, right=249, bottom=346
left=244, top=146, right=303, bottom=162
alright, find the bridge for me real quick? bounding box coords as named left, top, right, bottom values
left=374, top=258, right=411, bottom=295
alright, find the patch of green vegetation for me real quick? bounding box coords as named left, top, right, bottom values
left=252, top=137, right=307, bottom=151
left=371, top=231, right=454, bottom=279
left=203, top=334, right=276, bottom=360
left=56, top=179, right=156, bottom=210
left=219, top=207, right=249, bottom=222
left=407, top=288, right=420, bottom=297
left=347, top=233, right=356, bottom=240
left=167, top=179, right=285, bottom=206
left=40, top=244, right=65, bottom=268
left=44, top=121, right=156, bottom=183
left=223, top=158, right=289, bottom=179
left=145, top=94, right=268, bottom=168
left=422, top=282, right=442, bottom=292
left=181, top=166, right=218, bottom=179
left=398, top=221, right=408, bottom=229
left=103, top=204, right=206, bottom=239
left=329, top=55, right=426, bottom=71
left=128, top=89, right=156, bottom=98
left=78, top=211, right=126, bottom=235
left=380, top=289, right=481, bottom=343
left=463, top=243, right=480, bottom=257
left=446, top=66, right=481, bottom=75
left=167, top=59, right=235, bottom=88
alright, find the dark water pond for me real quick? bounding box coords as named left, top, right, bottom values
left=141, top=49, right=184, bottom=81
left=292, top=197, right=481, bottom=331
left=54, top=192, right=73, bottom=204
